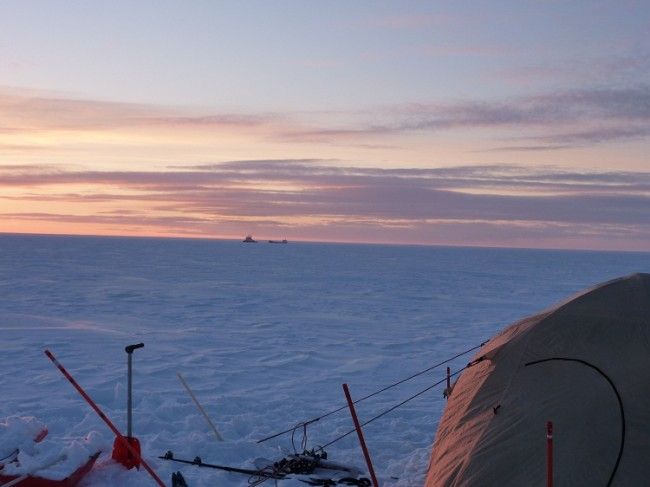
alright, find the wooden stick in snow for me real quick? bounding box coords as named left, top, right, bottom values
left=177, top=372, right=224, bottom=441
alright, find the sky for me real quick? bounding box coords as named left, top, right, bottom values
left=1, top=0, right=649, bottom=251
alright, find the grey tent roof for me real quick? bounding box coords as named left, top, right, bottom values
left=425, top=273, right=650, bottom=487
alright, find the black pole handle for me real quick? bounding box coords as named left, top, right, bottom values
left=125, top=343, right=144, bottom=354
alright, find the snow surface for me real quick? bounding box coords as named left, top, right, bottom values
left=0, top=415, right=102, bottom=480
left=1, top=234, right=648, bottom=486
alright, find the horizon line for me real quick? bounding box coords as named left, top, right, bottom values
left=2, top=230, right=648, bottom=255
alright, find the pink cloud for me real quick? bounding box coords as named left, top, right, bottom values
left=1, top=161, right=648, bottom=251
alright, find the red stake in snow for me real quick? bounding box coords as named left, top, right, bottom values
left=44, top=349, right=166, bottom=487
left=342, top=383, right=379, bottom=487
left=547, top=421, right=553, bottom=487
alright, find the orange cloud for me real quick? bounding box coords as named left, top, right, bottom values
left=1, top=161, right=648, bottom=251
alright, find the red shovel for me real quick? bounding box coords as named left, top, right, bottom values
left=112, top=343, right=144, bottom=469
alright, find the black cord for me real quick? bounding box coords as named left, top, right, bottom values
left=524, top=357, right=625, bottom=487
left=257, top=341, right=487, bottom=443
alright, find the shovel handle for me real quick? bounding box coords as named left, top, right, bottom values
left=125, top=343, right=144, bottom=354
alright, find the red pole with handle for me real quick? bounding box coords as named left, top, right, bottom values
left=44, top=349, right=167, bottom=487
left=547, top=421, right=553, bottom=487
left=342, top=383, right=379, bottom=487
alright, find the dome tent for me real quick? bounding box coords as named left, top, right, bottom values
left=425, top=273, right=650, bottom=487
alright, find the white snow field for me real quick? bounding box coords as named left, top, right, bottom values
left=1, top=234, right=648, bottom=486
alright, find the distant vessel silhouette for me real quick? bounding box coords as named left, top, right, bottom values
left=268, top=239, right=288, bottom=244
left=243, top=235, right=257, bottom=243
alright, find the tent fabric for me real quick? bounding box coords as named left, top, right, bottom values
left=425, top=273, right=650, bottom=487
